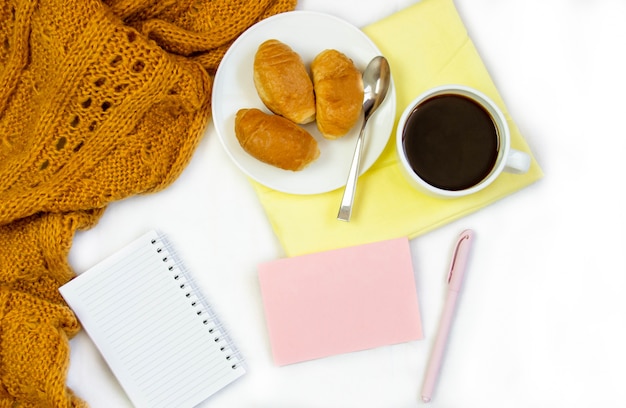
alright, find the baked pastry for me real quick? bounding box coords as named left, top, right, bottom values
left=234, top=108, right=320, bottom=171
left=253, top=39, right=316, bottom=124
left=311, top=49, right=364, bottom=139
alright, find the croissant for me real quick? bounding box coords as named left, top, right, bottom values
left=253, top=39, right=316, bottom=124
left=311, top=49, right=364, bottom=139
left=235, top=108, right=320, bottom=171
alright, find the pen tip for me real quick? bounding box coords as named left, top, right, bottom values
left=422, top=396, right=431, bottom=403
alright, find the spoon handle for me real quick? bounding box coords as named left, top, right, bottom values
left=337, top=120, right=368, bottom=222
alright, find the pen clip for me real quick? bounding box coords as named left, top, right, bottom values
left=447, top=230, right=474, bottom=284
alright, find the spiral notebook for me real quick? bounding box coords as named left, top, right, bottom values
left=60, top=230, right=245, bottom=408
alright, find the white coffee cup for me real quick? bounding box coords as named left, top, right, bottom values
left=395, top=85, right=530, bottom=198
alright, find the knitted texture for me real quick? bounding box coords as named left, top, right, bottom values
left=0, top=0, right=296, bottom=406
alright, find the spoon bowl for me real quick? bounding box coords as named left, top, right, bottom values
left=337, top=56, right=391, bottom=222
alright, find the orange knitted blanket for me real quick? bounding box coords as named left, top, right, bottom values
left=0, top=0, right=295, bottom=406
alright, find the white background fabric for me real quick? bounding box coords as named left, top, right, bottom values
left=67, top=1, right=626, bottom=406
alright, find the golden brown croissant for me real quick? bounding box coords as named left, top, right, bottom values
left=311, top=49, right=364, bottom=139
left=234, top=108, right=320, bottom=171
left=253, top=39, right=316, bottom=124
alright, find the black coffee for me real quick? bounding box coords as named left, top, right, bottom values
left=402, top=94, right=499, bottom=191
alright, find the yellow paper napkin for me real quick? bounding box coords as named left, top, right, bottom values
left=251, top=0, right=543, bottom=257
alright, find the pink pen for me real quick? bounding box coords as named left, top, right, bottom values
left=421, top=229, right=474, bottom=403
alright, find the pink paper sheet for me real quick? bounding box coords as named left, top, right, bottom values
left=258, top=238, right=423, bottom=366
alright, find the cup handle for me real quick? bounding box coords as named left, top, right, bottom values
left=504, top=148, right=531, bottom=174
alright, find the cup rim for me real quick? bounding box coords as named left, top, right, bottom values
left=395, top=84, right=511, bottom=198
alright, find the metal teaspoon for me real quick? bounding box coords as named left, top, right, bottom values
left=337, top=55, right=391, bottom=222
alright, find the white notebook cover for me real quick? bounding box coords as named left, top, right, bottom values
left=60, top=230, right=245, bottom=408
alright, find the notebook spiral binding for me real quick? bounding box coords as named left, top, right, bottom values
left=149, top=233, right=245, bottom=371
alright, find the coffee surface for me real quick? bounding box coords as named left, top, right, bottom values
left=402, top=94, right=499, bottom=191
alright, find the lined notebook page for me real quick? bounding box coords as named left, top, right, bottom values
left=60, top=230, right=245, bottom=408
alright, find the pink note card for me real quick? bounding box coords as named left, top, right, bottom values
left=258, top=237, right=423, bottom=366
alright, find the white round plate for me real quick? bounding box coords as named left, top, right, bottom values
left=212, top=11, right=396, bottom=195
